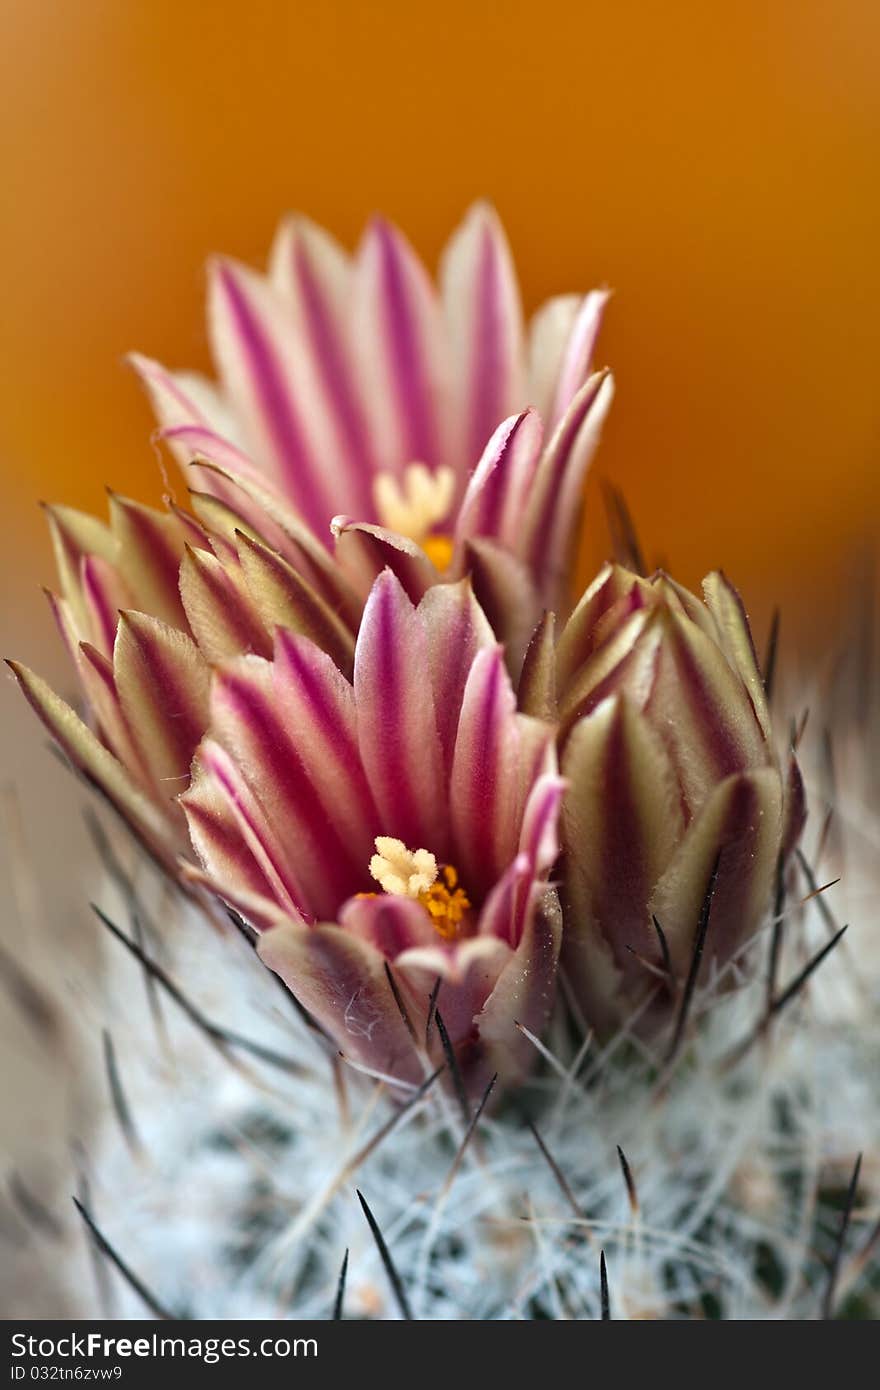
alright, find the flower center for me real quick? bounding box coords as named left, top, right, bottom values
left=369, top=836, right=471, bottom=940
left=373, top=463, right=455, bottom=571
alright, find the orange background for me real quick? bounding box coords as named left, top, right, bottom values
left=1, top=1, right=879, bottom=884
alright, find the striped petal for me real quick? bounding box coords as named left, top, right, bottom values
left=353, top=570, right=445, bottom=853
left=107, top=493, right=189, bottom=631
left=417, top=578, right=495, bottom=765
left=208, top=257, right=344, bottom=534
left=272, top=628, right=379, bottom=862
left=702, top=570, right=773, bottom=741
left=43, top=504, right=116, bottom=638
left=454, top=410, right=543, bottom=550
left=179, top=544, right=271, bottom=664
left=208, top=655, right=367, bottom=917
left=520, top=370, right=615, bottom=602
left=183, top=739, right=308, bottom=922
left=186, top=459, right=362, bottom=623
left=450, top=646, right=524, bottom=896
left=257, top=918, right=422, bottom=1085
left=76, top=642, right=153, bottom=792
left=113, top=612, right=210, bottom=796
left=463, top=538, right=543, bottom=679
left=7, top=661, right=173, bottom=859
left=475, top=886, right=562, bottom=1087
left=80, top=554, right=131, bottom=657
left=269, top=215, right=375, bottom=505
left=562, top=695, right=684, bottom=1031
left=330, top=516, right=439, bottom=604
left=340, top=892, right=439, bottom=958
left=546, top=289, right=611, bottom=426
left=396, top=935, right=513, bottom=1055
left=527, top=294, right=582, bottom=420
left=352, top=218, right=448, bottom=475
left=441, top=202, right=526, bottom=472
left=645, top=606, right=771, bottom=812
left=236, top=530, right=356, bottom=678
left=517, top=611, right=557, bottom=721
left=650, top=767, right=783, bottom=981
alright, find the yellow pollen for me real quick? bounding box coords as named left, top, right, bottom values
left=421, top=533, right=455, bottom=572
left=373, top=463, right=456, bottom=548
left=368, top=837, right=471, bottom=940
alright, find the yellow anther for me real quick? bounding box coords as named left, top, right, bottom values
left=421, top=534, right=455, bottom=573
left=373, top=463, right=456, bottom=547
left=368, top=839, right=470, bottom=940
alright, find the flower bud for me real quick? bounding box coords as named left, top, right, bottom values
left=558, top=564, right=805, bottom=1036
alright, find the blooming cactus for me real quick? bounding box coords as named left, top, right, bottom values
left=553, top=564, right=805, bottom=1037
left=133, top=203, right=614, bottom=631
left=180, top=571, right=564, bottom=1095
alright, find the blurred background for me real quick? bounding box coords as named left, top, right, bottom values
left=0, top=0, right=878, bottom=1315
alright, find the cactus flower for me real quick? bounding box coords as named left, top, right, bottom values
left=133, top=203, right=614, bottom=633
left=555, top=564, right=805, bottom=1037
left=180, top=571, right=564, bottom=1094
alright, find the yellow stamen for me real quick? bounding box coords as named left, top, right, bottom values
left=368, top=837, right=471, bottom=940
left=421, top=534, right=455, bottom=573
left=373, top=462, right=455, bottom=550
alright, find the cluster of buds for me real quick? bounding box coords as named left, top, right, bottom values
left=10, top=206, right=803, bottom=1098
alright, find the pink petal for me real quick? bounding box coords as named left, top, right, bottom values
left=208, top=257, right=346, bottom=534
left=236, top=530, right=356, bottom=679
left=352, top=217, right=448, bottom=474
left=209, top=655, right=367, bottom=917
left=340, top=892, right=439, bottom=957
left=450, top=646, right=523, bottom=896
left=353, top=571, right=446, bottom=853
left=80, top=554, right=130, bottom=658
left=184, top=739, right=308, bottom=921
left=272, top=628, right=379, bottom=862
left=113, top=611, right=210, bottom=796
left=331, top=516, right=439, bottom=604
left=474, top=888, right=562, bottom=1086
left=257, top=918, right=423, bottom=1086
left=416, top=578, right=495, bottom=765
left=269, top=215, right=375, bottom=503
left=179, top=544, right=272, bottom=664
left=107, top=493, right=190, bottom=631
left=454, top=410, right=543, bottom=550
left=520, top=370, right=615, bottom=604
left=441, top=203, right=527, bottom=474
left=548, top=289, right=611, bottom=425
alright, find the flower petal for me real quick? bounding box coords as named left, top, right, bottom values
left=645, top=606, right=771, bottom=811
left=353, top=570, right=446, bottom=852
left=352, top=217, right=448, bottom=474
left=107, top=493, right=190, bottom=631
left=113, top=611, right=210, bottom=795
left=330, top=516, right=439, bottom=604
left=179, top=544, right=272, bottom=664
left=184, top=739, right=308, bottom=921
left=547, top=289, right=611, bottom=425
left=561, top=695, right=684, bottom=1029
left=520, top=370, right=615, bottom=603
left=236, top=530, right=356, bottom=678
left=208, top=257, right=346, bottom=534
left=269, top=214, right=375, bottom=505
left=441, top=202, right=526, bottom=472
left=454, top=410, right=543, bottom=550
left=702, top=570, right=773, bottom=742
left=650, top=766, right=783, bottom=979
left=416, top=578, right=495, bottom=765
left=475, top=886, right=562, bottom=1086
left=450, top=646, right=525, bottom=895
left=463, top=538, right=543, bottom=678
left=518, top=611, right=558, bottom=721
left=7, top=661, right=173, bottom=858
left=257, top=918, right=422, bottom=1085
